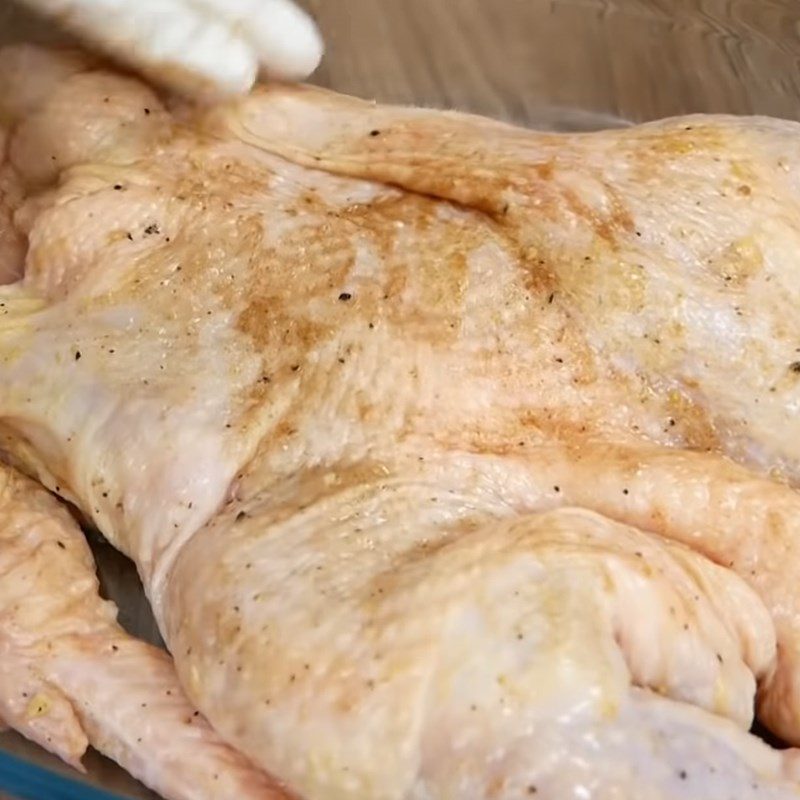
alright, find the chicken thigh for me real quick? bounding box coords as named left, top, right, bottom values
left=3, top=44, right=800, bottom=798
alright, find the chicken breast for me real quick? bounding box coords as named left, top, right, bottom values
left=3, top=44, right=800, bottom=798
left=225, top=84, right=800, bottom=482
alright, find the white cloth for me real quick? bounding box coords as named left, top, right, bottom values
left=16, top=0, right=323, bottom=95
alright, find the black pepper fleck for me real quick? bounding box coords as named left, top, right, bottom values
left=338, top=292, right=352, bottom=301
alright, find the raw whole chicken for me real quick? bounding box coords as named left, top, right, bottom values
left=3, top=44, right=800, bottom=799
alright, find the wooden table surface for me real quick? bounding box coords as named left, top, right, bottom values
left=0, top=0, right=799, bottom=798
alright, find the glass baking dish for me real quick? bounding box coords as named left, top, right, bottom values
left=0, top=0, right=797, bottom=797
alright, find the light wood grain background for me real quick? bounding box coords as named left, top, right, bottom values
left=0, top=0, right=799, bottom=797
left=300, top=0, right=800, bottom=125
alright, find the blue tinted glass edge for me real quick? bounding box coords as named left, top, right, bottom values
left=0, top=750, right=129, bottom=800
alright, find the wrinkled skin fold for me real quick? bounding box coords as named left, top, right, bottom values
left=3, top=44, right=800, bottom=799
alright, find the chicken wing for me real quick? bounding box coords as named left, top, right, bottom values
left=0, top=462, right=285, bottom=799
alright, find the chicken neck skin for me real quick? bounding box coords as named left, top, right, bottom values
left=3, top=44, right=800, bottom=797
